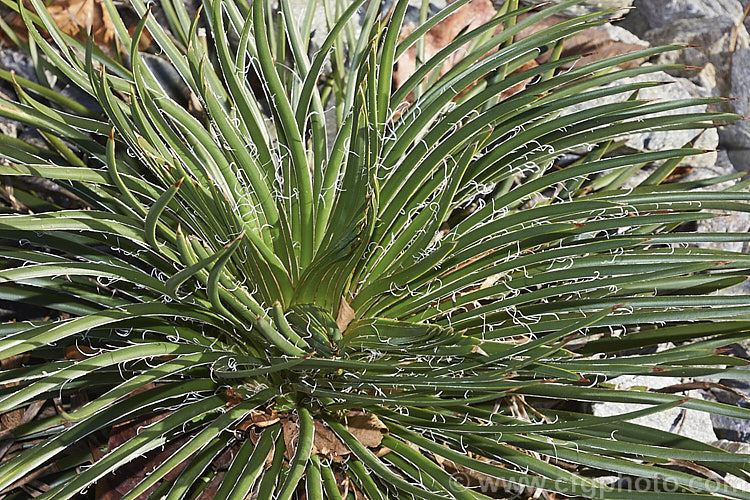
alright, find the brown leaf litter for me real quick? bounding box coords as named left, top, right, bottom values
left=3, top=0, right=151, bottom=53
left=393, top=0, right=648, bottom=112
left=236, top=407, right=388, bottom=464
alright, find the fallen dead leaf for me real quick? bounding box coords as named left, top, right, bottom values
left=224, top=386, right=243, bottom=408
left=345, top=410, right=387, bottom=448
left=336, top=295, right=356, bottom=333
left=48, top=0, right=114, bottom=45
left=394, top=1, right=648, bottom=110
left=311, top=420, right=350, bottom=462
left=239, top=409, right=388, bottom=464
left=107, top=412, right=182, bottom=500
left=515, top=13, right=648, bottom=69
left=394, top=0, right=497, bottom=92
left=4, top=0, right=151, bottom=53
left=0, top=354, right=30, bottom=431
left=235, top=409, right=280, bottom=432
left=282, top=417, right=299, bottom=462
left=64, top=344, right=99, bottom=360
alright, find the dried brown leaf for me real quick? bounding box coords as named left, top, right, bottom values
left=106, top=411, right=183, bottom=500
left=224, top=386, right=243, bottom=408
left=4, top=0, right=151, bottom=53
left=0, top=354, right=30, bottom=431
left=394, top=2, right=646, bottom=109
left=64, top=344, right=98, bottom=360
left=282, top=417, right=299, bottom=462
left=345, top=411, right=387, bottom=448
left=336, top=295, right=356, bottom=333
left=394, top=0, right=496, bottom=96
left=516, top=14, right=648, bottom=69
left=234, top=409, right=280, bottom=432
left=311, top=421, right=350, bottom=462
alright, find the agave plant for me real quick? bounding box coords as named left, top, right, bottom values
left=1, top=0, right=750, bottom=497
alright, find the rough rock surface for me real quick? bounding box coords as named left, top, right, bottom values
left=592, top=375, right=718, bottom=443
left=0, top=48, right=36, bottom=81
left=711, top=400, right=750, bottom=443
left=711, top=441, right=750, bottom=491
left=616, top=0, right=750, bottom=170
left=520, top=0, right=634, bottom=19
left=595, top=22, right=648, bottom=47
left=563, top=69, right=718, bottom=168
left=721, top=47, right=750, bottom=171
left=620, top=0, right=745, bottom=34
left=288, top=0, right=448, bottom=51
left=681, top=151, right=750, bottom=255
left=641, top=17, right=749, bottom=97
left=0, top=47, right=99, bottom=112
left=701, top=366, right=750, bottom=459
left=675, top=151, right=750, bottom=296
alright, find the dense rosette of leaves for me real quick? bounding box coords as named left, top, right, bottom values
left=1, top=0, right=750, bottom=497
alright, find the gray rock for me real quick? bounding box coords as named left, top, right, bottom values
left=719, top=48, right=750, bottom=168
left=520, top=0, right=634, bottom=19
left=0, top=47, right=37, bottom=83
left=592, top=375, right=718, bottom=443
left=382, top=0, right=445, bottom=22
left=641, top=17, right=749, bottom=97
left=719, top=126, right=750, bottom=174
left=724, top=145, right=750, bottom=172
left=704, top=442, right=750, bottom=491
left=692, top=62, right=719, bottom=98
left=710, top=399, right=750, bottom=443
left=143, top=54, right=191, bottom=107
left=0, top=119, right=17, bottom=138
left=595, top=22, right=649, bottom=48
left=635, top=149, right=750, bottom=296
left=0, top=51, right=32, bottom=140
left=563, top=69, right=718, bottom=168
left=287, top=0, right=447, bottom=51
left=616, top=0, right=750, bottom=175
left=0, top=47, right=99, bottom=114
left=730, top=48, right=750, bottom=114
left=679, top=149, right=750, bottom=297
left=620, top=0, right=745, bottom=35
left=286, top=0, right=359, bottom=54
left=712, top=440, right=750, bottom=454
left=719, top=341, right=750, bottom=360
left=703, top=370, right=750, bottom=452
left=682, top=149, right=741, bottom=188
left=682, top=151, right=750, bottom=260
